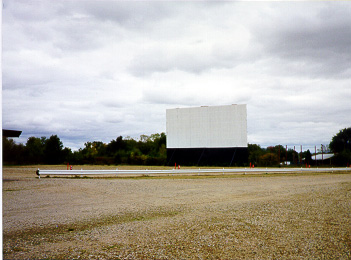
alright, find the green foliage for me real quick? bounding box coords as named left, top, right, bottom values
left=260, top=153, right=279, bottom=166
left=247, top=144, right=305, bottom=167
left=3, top=137, right=26, bottom=164
left=3, top=132, right=167, bottom=166
left=248, top=144, right=263, bottom=166
left=44, top=135, right=64, bottom=164
left=329, top=127, right=351, bottom=153
left=287, top=148, right=299, bottom=164
left=26, top=137, right=45, bottom=164
left=5, top=128, right=350, bottom=167
left=302, top=150, right=312, bottom=165
left=332, top=149, right=351, bottom=166
left=329, top=127, right=351, bottom=166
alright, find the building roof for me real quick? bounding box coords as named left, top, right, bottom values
left=311, top=153, right=334, bottom=160
left=2, top=129, right=22, bottom=138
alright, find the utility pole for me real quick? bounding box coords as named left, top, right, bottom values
left=315, top=146, right=317, bottom=166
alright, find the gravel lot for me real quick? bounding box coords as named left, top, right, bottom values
left=3, top=166, right=351, bottom=259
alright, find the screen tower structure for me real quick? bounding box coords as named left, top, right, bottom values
left=166, top=104, right=248, bottom=166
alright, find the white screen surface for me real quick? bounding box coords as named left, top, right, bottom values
left=166, top=105, right=247, bottom=148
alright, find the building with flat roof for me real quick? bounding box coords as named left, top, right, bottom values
left=3, top=129, right=22, bottom=138
left=166, top=104, right=248, bottom=166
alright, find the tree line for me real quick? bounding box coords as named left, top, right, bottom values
left=248, top=128, right=350, bottom=167
left=248, top=144, right=309, bottom=167
left=3, top=128, right=350, bottom=166
left=3, top=133, right=167, bottom=166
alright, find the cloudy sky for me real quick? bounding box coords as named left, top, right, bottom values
left=2, top=1, right=351, bottom=151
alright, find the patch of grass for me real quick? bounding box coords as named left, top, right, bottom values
left=102, top=243, right=123, bottom=251
left=50, top=172, right=331, bottom=180
left=3, top=207, right=182, bottom=248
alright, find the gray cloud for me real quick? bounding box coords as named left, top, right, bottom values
left=252, top=2, right=351, bottom=78
left=2, top=1, right=351, bottom=151
left=78, top=1, right=172, bottom=27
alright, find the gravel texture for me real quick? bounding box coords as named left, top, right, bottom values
left=3, top=166, right=351, bottom=259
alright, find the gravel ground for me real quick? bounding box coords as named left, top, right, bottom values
left=3, top=166, right=351, bottom=259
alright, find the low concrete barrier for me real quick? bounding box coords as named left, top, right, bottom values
left=36, top=167, right=351, bottom=178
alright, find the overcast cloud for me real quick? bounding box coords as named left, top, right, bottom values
left=2, top=1, right=351, bottom=151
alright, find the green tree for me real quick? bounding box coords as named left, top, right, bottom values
left=267, top=145, right=287, bottom=164
left=3, top=137, right=16, bottom=163
left=287, top=149, right=299, bottom=165
left=3, top=137, right=26, bottom=164
left=71, top=150, right=84, bottom=164
left=26, top=137, right=45, bottom=164
left=44, top=135, right=64, bottom=164
left=107, top=136, right=125, bottom=155
left=62, top=147, right=73, bottom=164
left=248, top=144, right=264, bottom=166
left=303, top=150, right=312, bottom=165
left=80, top=141, right=108, bottom=164
left=329, top=127, right=351, bottom=166
left=82, top=142, right=98, bottom=161
left=330, top=127, right=351, bottom=153
left=260, top=153, right=279, bottom=166
left=333, top=150, right=351, bottom=166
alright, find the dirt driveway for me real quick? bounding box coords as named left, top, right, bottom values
left=3, top=166, right=351, bottom=259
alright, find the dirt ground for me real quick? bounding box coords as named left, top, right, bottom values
left=3, top=166, right=351, bottom=259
